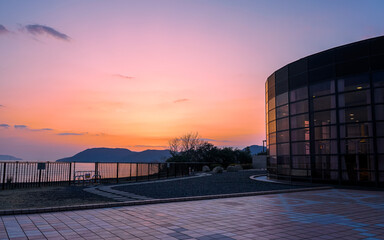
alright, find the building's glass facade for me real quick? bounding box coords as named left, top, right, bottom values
left=266, top=36, right=384, bottom=186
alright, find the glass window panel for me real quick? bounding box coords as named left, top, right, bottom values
left=376, top=105, right=384, bottom=120
left=268, top=120, right=276, bottom=133
left=315, top=140, right=337, bottom=154
left=336, top=58, right=370, bottom=77
left=339, top=106, right=372, bottom=123
left=374, top=88, right=384, bottom=103
left=378, top=139, right=384, bottom=154
left=335, top=42, right=369, bottom=62
left=292, top=156, right=310, bottom=169
left=340, top=123, right=373, bottom=138
left=291, top=128, right=310, bottom=142
left=312, top=95, right=336, bottom=111
left=269, top=144, right=276, bottom=156
left=290, top=113, right=309, bottom=129
left=308, top=50, right=334, bottom=70
left=337, top=74, right=369, bottom=92
left=310, top=80, right=335, bottom=98
left=277, top=143, right=290, bottom=156
left=309, top=65, right=334, bottom=83
left=314, top=126, right=337, bottom=140
left=340, top=139, right=373, bottom=154
left=268, top=97, right=275, bottom=110
left=371, top=54, right=384, bottom=71
left=313, top=110, right=336, bottom=126
left=290, top=100, right=308, bottom=115
left=338, top=90, right=370, bottom=107
left=289, top=73, right=308, bottom=89
left=276, top=92, right=288, bottom=106
left=269, top=133, right=276, bottom=144
left=376, top=122, right=384, bottom=137
left=290, top=86, right=307, bottom=102
left=291, top=142, right=310, bottom=155
left=289, top=58, right=307, bottom=76
left=277, top=118, right=289, bottom=131
left=276, top=130, right=289, bottom=143
left=379, top=155, right=384, bottom=170
left=373, top=71, right=384, bottom=87
left=315, top=156, right=338, bottom=170
left=276, top=104, right=289, bottom=119
left=268, top=109, right=276, bottom=121
left=268, top=155, right=277, bottom=168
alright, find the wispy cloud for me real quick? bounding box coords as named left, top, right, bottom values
left=113, top=74, right=135, bottom=80
left=32, top=128, right=53, bottom=132
left=57, top=132, right=86, bottom=136
left=201, top=138, right=230, bottom=143
left=0, top=104, right=4, bottom=108
left=173, top=98, right=189, bottom=103
left=24, top=24, right=70, bottom=41
left=133, top=145, right=167, bottom=148
left=0, top=25, right=10, bottom=34
left=14, top=125, right=28, bottom=129
left=0, top=124, right=10, bottom=128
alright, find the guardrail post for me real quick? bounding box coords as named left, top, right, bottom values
left=2, top=163, right=6, bottom=190
left=147, top=164, right=150, bottom=180
left=116, top=163, right=119, bottom=183
left=68, top=162, right=72, bottom=186
left=158, top=163, right=161, bottom=179
left=136, top=163, right=139, bottom=182
left=38, top=169, right=42, bottom=187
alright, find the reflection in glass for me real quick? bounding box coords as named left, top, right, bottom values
left=313, top=110, right=336, bottom=126
left=373, top=71, right=384, bottom=87
left=276, top=131, right=289, bottom=143
left=340, top=139, right=373, bottom=154
left=312, top=95, right=336, bottom=111
left=376, top=105, right=384, bottom=120
left=268, top=120, right=276, bottom=133
left=290, top=86, right=307, bottom=102
left=341, top=154, right=375, bottom=182
left=310, top=80, right=335, bottom=98
left=269, top=144, right=276, bottom=156
left=269, top=133, right=276, bottom=144
left=268, top=97, right=275, bottom=110
left=315, top=156, right=338, bottom=170
left=378, top=139, right=384, bottom=154
left=374, top=88, right=384, bottom=103
left=290, top=100, right=308, bottom=115
left=291, top=128, right=310, bottom=142
left=314, top=126, right=337, bottom=140
left=339, top=106, right=372, bottom=123
left=292, top=142, right=310, bottom=155
left=338, top=74, right=369, bottom=92
left=315, top=140, right=337, bottom=154
left=292, top=156, right=310, bottom=169
left=268, top=109, right=276, bottom=121
left=340, top=123, right=373, bottom=138
left=290, top=114, right=309, bottom=129
left=277, top=143, right=290, bottom=155
left=276, top=105, right=289, bottom=118
left=276, top=92, right=288, bottom=106
left=376, top=122, right=384, bottom=137
left=277, top=118, right=289, bottom=131
left=338, top=90, right=370, bottom=107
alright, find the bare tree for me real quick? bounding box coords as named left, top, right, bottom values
left=168, top=132, right=205, bottom=158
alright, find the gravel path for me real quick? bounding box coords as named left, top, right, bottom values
left=113, top=170, right=304, bottom=199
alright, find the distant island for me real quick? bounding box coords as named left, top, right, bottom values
left=56, top=145, right=264, bottom=163
left=0, top=155, right=22, bottom=160
left=56, top=148, right=172, bottom=163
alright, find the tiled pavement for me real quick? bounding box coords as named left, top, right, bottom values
left=1, top=189, right=384, bottom=240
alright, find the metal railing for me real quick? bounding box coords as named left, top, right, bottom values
left=0, top=162, right=209, bottom=190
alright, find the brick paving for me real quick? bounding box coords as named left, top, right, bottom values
left=1, top=188, right=384, bottom=240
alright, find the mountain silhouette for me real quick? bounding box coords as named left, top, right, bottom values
left=0, top=155, right=22, bottom=160
left=243, top=145, right=265, bottom=155
left=56, top=148, right=171, bottom=163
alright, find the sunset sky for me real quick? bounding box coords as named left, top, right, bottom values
left=1, top=0, right=384, bottom=161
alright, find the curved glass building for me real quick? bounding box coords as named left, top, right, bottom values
left=266, top=36, right=384, bottom=186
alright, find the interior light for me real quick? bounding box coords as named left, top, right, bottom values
left=349, top=113, right=354, bottom=116
left=356, top=86, right=362, bottom=90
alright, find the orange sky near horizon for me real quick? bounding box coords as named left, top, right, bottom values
left=1, top=0, right=383, bottom=161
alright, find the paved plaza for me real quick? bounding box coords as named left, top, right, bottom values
left=1, top=189, right=384, bottom=240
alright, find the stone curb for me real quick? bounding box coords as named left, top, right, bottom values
left=0, top=186, right=332, bottom=216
